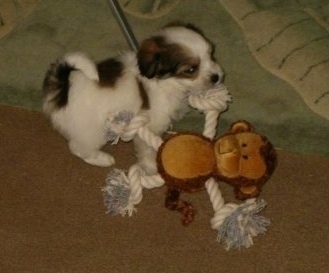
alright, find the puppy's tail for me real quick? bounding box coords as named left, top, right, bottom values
left=63, top=53, right=99, bottom=81
left=42, top=53, right=99, bottom=113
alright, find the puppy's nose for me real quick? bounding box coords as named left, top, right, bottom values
left=211, top=73, right=220, bottom=84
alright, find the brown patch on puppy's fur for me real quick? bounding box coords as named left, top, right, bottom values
left=137, top=78, right=150, bottom=109
left=137, top=36, right=200, bottom=80
left=97, top=58, right=123, bottom=87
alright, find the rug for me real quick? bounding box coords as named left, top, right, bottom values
left=0, top=0, right=329, bottom=157
left=0, top=0, right=41, bottom=39
left=119, top=0, right=181, bottom=19
left=219, top=0, right=329, bottom=121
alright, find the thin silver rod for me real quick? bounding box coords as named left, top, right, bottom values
left=107, top=0, right=139, bottom=52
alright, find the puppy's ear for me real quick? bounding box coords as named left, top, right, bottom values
left=137, top=37, right=165, bottom=78
left=137, top=36, right=197, bottom=79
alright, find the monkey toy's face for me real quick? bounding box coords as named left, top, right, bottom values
left=214, top=131, right=269, bottom=180
left=213, top=121, right=277, bottom=199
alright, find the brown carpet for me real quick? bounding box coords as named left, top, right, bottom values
left=1, top=104, right=329, bottom=273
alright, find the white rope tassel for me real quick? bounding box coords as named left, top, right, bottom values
left=205, top=178, right=270, bottom=249
left=205, top=178, right=238, bottom=230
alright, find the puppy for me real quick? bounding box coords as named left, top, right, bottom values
left=42, top=23, right=223, bottom=173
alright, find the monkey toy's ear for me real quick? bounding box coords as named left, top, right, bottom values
left=228, top=120, right=254, bottom=134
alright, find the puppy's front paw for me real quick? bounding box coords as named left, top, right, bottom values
left=84, top=152, right=115, bottom=167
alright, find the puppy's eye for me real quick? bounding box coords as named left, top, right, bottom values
left=184, top=65, right=198, bottom=74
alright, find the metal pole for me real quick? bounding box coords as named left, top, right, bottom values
left=107, top=0, right=139, bottom=52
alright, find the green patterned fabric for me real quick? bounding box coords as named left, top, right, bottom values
left=219, top=0, right=329, bottom=121
left=0, top=0, right=329, bottom=156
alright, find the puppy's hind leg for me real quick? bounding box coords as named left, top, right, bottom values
left=69, top=141, right=115, bottom=167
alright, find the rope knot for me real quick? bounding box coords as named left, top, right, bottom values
left=188, top=84, right=232, bottom=113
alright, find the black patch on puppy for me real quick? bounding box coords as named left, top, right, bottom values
left=43, top=61, right=76, bottom=108
left=97, top=58, right=123, bottom=87
left=137, top=36, right=199, bottom=79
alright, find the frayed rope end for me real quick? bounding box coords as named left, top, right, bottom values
left=105, top=111, right=134, bottom=144
left=102, top=169, right=136, bottom=216
left=217, top=199, right=270, bottom=250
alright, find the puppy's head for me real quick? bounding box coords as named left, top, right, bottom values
left=137, top=23, right=223, bottom=92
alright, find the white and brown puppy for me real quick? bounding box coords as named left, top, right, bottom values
left=42, top=23, right=223, bottom=173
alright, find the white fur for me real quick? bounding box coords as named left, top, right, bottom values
left=43, top=26, right=224, bottom=173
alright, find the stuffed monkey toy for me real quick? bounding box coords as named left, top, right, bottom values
left=157, top=120, right=277, bottom=225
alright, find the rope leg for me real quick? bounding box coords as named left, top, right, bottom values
left=127, top=164, right=165, bottom=206
left=205, top=178, right=238, bottom=230
left=203, top=110, right=220, bottom=139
